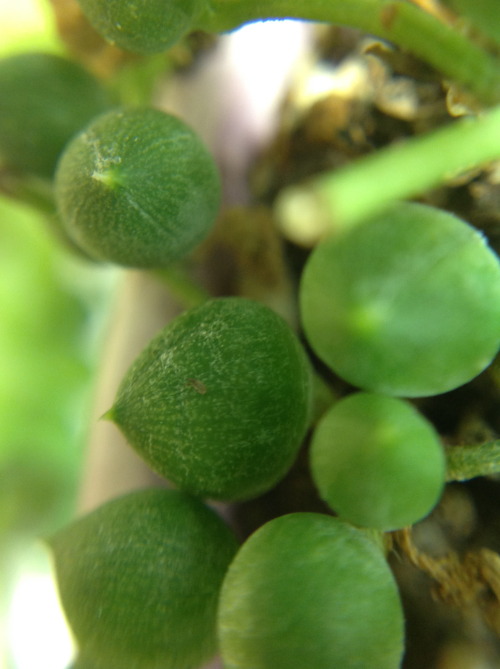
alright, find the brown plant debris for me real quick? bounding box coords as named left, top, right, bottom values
left=394, top=527, right=500, bottom=635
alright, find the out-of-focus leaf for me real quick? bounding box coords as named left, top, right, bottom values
left=0, top=194, right=114, bottom=537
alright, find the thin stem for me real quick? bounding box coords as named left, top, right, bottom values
left=111, top=54, right=172, bottom=106
left=440, top=0, right=500, bottom=48
left=0, top=171, right=56, bottom=216
left=151, top=264, right=210, bottom=309
left=445, top=440, right=500, bottom=481
left=277, top=104, right=500, bottom=233
left=198, top=0, right=500, bottom=105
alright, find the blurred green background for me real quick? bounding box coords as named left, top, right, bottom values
left=0, top=2, right=116, bottom=666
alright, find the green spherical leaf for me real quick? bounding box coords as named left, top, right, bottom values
left=110, top=297, right=312, bottom=500
left=76, top=0, right=207, bottom=54
left=218, top=513, right=404, bottom=669
left=310, top=392, right=446, bottom=530
left=300, top=202, right=500, bottom=397
left=55, top=106, right=220, bottom=268
left=0, top=52, right=109, bottom=177
left=48, top=488, right=238, bottom=669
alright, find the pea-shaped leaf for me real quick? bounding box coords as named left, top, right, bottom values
left=76, top=0, right=207, bottom=54
left=218, top=512, right=404, bottom=669
left=300, top=202, right=500, bottom=397
left=108, top=297, right=312, bottom=500
left=0, top=52, right=109, bottom=178
left=310, top=392, right=446, bottom=530
left=55, top=106, right=220, bottom=268
left=48, top=488, right=239, bottom=669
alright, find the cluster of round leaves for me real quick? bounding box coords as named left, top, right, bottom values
left=300, top=202, right=500, bottom=532
left=47, top=291, right=408, bottom=669
left=50, top=150, right=500, bottom=668
left=47, top=293, right=406, bottom=669
left=51, top=289, right=432, bottom=669
left=24, top=13, right=500, bottom=666
left=50, top=492, right=405, bottom=669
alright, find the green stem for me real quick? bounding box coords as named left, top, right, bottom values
left=445, top=440, right=500, bottom=481
left=440, top=0, right=500, bottom=48
left=198, top=0, right=500, bottom=105
left=277, top=104, right=500, bottom=233
left=111, top=54, right=172, bottom=106
left=0, top=171, right=55, bottom=216
left=151, top=264, right=210, bottom=309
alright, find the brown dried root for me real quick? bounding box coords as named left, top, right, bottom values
left=394, top=527, right=500, bottom=635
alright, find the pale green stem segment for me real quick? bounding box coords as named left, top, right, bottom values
left=111, top=54, right=172, bottom=106
left=440, top=0, right=500, bottom=47
left=198, top=0, right=500, bottom=105
left=152, top=264, right=210, bottom=309
left=277, top=104, right=500, bottom=233
left=445, top=440, right=500, bottom=481
left=0, top=173, right=55, bottom=215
